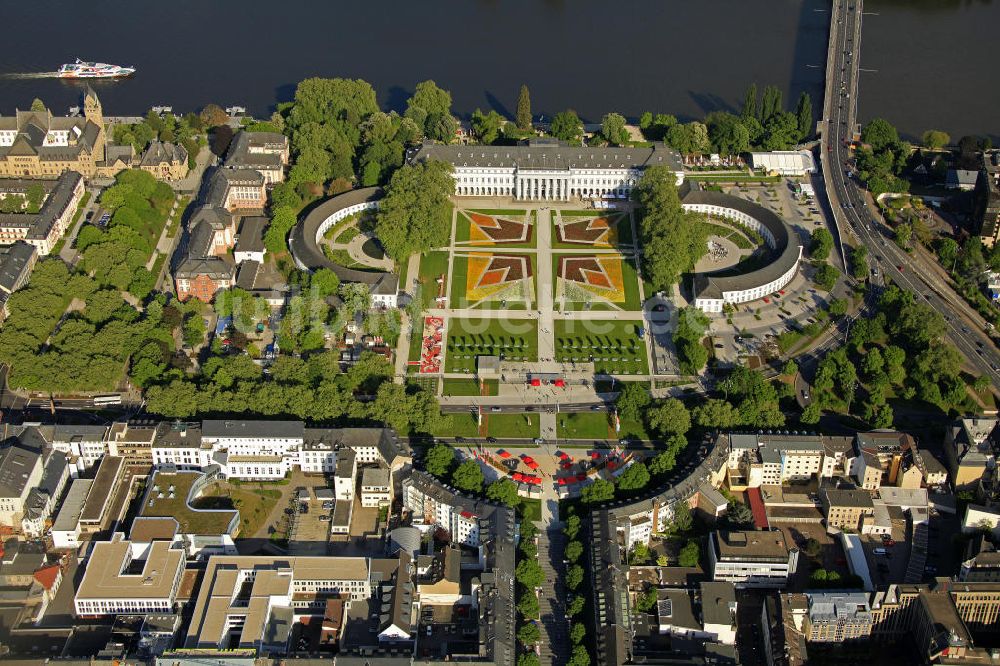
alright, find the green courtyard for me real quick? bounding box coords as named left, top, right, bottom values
left=445, top=317, right=539, bottom=373
left=553, top=319, right=649, bottom=375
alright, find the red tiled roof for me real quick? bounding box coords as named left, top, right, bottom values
left=746, top=488, right=769, bottom=530
left=33, top=565, right=61, bottom=591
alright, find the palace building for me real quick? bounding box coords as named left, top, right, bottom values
left=410, top=138, right=684, bottom=201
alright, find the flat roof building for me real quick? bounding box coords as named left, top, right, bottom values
left=708, top=529, right=798, bottom=589
left=74, top=535, right=186, bottom=616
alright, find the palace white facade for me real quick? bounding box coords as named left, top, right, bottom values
left=411, top=140, right=684, bottom=201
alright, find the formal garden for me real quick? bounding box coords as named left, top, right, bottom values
left=445, top=317, right=539, bottom=373
left=553, top=319, right=649, bottom=375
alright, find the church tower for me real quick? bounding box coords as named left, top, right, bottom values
left=83, top=86, right=102, bottom=124
left=82, top=86, right=106, bottom=163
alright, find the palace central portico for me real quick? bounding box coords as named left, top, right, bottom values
left=410, top=138, right=684, bottom=201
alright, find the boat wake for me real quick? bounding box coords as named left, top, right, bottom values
left=1, top=72, right=62, bottom=79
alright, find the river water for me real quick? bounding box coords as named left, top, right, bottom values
left=0, top=0, right=996, bottom=141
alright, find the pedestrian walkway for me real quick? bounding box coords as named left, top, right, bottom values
left=536, top=480, right=569, bottom=664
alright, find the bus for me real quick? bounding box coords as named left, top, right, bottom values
left=92, top=394, right=122, bottom=406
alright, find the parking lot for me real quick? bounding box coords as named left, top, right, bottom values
left=288, top=490, right=334, bottom=556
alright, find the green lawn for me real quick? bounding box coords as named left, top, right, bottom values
left=334, top=226, right=360, bottom=245
left=553, top=319, right=649, bottom=375
left=519, top=497, right=541, bottom=522
left=442, top=377, right=499, bottom=396
left=418, top=251, right=450, bottom=309
left=166, top=196, right=191, bottom=238
left=432, top=412, right=540, bottom=439
left=450, top=254, right=536, bottom=310
left=141, top=471, right=238, bottom=535
left=557, top=409, right=650, bottom=441
left=446, top=317, right=539, bottom=373
left=557, top=412, right=613, bottom=439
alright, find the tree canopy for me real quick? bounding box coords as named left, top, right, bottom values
left=374, top=160, right=454, bottom=262
left=634, top=166, right=708, bottom=290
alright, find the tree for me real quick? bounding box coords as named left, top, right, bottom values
left=678, top=540, right=700, bottom=567
left=726, top=501, right=754, bottom=528
left=470, top=108, right=505, bottom=145
left=635, top=587, right=658, bottom=613
left=801, top=402, right=821, bottom=424
left=516, top=85, right=532, bottom=131
left=580, top=478, right=615, bottom=505
left=486, top=478, right=520, bottom=508
left=810, top=228, right=834, bottom=260
left=850, top=245, right=869, bottom=279
left=741, top=83, right=758, bottom=122
left=895, top=222, right=912, bottom=248
left=565, top=540, right=584, bottom=563
left=783, top=360, right=799, bottom=376
left=452, top=459, right=484, bottom=493
left=570, top=622, right=587, bottom=645
left=516, top=559, right=545, bottom=589
left=375, top=160, right=454, bottom=262
left=517, top=622, right=540, bottom=645
left=567, top=596, right=585, bottom=617
left=862, top=118, right=901, bottom=153
left=803, top=538, right=822, bottom=558
left=564, top=513, right=581, bottom=540
left=719, top=366, right=784, bottom=427
left=601, top=112, right=629, bottom=146
left=760, top=85, right=783, bottom=123
left=634, top=166, right=709, bottom=290
left=405, top=80, right=457, bottom=142
left=692, top=399, right=740, bottom=428
left=199, top=104, right=229, bottom=128
left=264, top=206, right=297, bottom=255
left=828, top=298, right=848, bottom=317
left=974, top=375, right=991, bottom=392
left=517, top=591, right=539, bottom=619
left=647, top=399, right=691, bottom=437
left=937, top=238, right=960, bottom=270
left=565, top=564, right=584, bottom=590
left=814, top=264, right=839, bottom=291
left=424, top=443, right=455, bottom=478
left=795, top=92, right=813, bottom=141
left=568, top=644, right=591, bottom=666
left=550, top=110, right=584, bottom=143
left=706, top=112, right=750, bottom=156
left=922, top=130, right=950, bottom=150
left=615, top=381, right=651, bottom=422
left=617, top=462, right=651, bottom=491
left=518, top=654, right=540, bottom=666
left=30, top=98, right=46, bottom=112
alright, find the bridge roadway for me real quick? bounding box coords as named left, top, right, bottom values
left=820, top=0, right=1000, bottom=387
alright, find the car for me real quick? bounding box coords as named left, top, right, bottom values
left=486, top=436, right=497, bottom=443
left=962, top=327, right=970, bottom=333
left=897, top=265, right=904, bottom=271
left=490, top=406, right=502, bottom=413
left=978, top=341, right=985, bottom=348
left=525, top=406, right=535, bottom=412
left=319, top=515, right=330, bottom=522
left=763, top=297, right=770, bottom=303
left=455, top=436, right=465, bottom=443
left=590, top=405, right=603, bottom=411
left=532, top=437, right=545, bottom=445
left=714, top=344, right=724, bottom=349
left=652, top=304, right=665, bottom=312
left=636, top=326, right=645, bottom=339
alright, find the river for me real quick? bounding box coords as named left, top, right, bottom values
left=0, top=0, right=995, bottom=141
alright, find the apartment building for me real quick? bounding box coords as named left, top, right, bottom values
left=708, top=530, right=798, bottom=589
left=74, top=535, right=185, bottom=616
left=21, top=449, right=69, bottom=537
left=361, top=466, right=391, bottom=507
left=959, top=534, right=1000, bottom=582
left=50, top=455, right=126, bottom=548
left=804, top=591, right=873, bottom=642
left=0, top=436, right=43, bottom=528
left=51, top=423, right=111, bottom=471
left=821, top=487, right=875, bottom=530
left=945, top=418, right=998, bottom=491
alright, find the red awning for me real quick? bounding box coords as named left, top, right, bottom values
left=607, top=462, right=617, bottom=470
left=522, top=456, right=535, bottom=464
left=512, top=472, right=524, bottom=482
left=557, top=478, right=567, bottom=485
left=498, top=450, right=511, bottom=459
left=529, top=378, right=541, bottom=387
left=575, top=474, right=587, bottom=482
left=554, top=379, right=566, bottom=387
left=590, top=452, right=600, bottom=459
